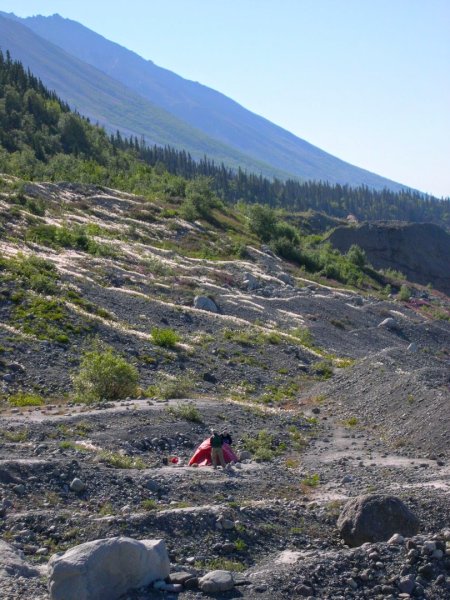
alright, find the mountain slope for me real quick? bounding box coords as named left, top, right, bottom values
left=2, top=11, right=408, bottom=191
left=0, top=15, right=282, bottom=176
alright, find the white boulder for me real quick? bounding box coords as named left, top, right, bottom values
left=48, top=537, right=169, bottom=600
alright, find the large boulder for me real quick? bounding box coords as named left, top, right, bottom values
left=48, top=537, right=169, bottom=600
left=194, top=295, right=218, bottom=313
left=0, top=540, right=40, bottom=578
left=337, top=494, right=419, bottom=547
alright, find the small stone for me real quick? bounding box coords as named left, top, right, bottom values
left=13, top=484, right=26, bottom=495
left=398, top=575, right=415, bottom=594
left=388, top=533, right=405, bottom=545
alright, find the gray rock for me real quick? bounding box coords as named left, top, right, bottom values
left=0, top=540, right=40, bottom=578
left=48, top=537, right=169, bottom=600
left=194, top=295, right=218, bottom=313
left=377, top=317, right=398, bottom=330
left=168, top=571, right=196, bottom=585
left=243, top=272, right=259, bottom=291
left=13, top=484, right=26, bottom=495
left=239, top=450, right=252, bottom=461
left=398, top=575, right=415, bottom=594
left=278, top=272, right=294, bottom=286
left=337, top=494, right=419, bottom=547
left=70, top=478, right=86, bottom=493
left=198, top=570, right=234, bottom=593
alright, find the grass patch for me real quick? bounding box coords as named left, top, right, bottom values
left=98, top=451, right=146, bottom=469
left=1, top=428, right=29, bottom=442
left=197, top=559, right=246, bottom=573
left=343, top=416, right=359, bottom=427
left=301, top=473, right=320, bottom=487
left=167, top=402, right=203, bottom=423
left=147, top=374, right=194, bottom=400
left=8, top=391, right=45, bottom=407
left=141, top=499, right=158, bottom=511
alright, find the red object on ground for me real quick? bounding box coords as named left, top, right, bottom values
left=170, top=456, right=179, bottom=464
left=188, top=437, right=238, bottom=466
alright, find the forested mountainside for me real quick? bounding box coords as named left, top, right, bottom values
left=1, top=11, right=412, bottom=191
left=0, top=50, right=448, bottom=230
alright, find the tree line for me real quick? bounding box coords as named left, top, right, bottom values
left=1, top=49, right=449, bottom=228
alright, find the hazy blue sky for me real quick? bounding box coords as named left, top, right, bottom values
left=2, top=0, right=449, bottom=196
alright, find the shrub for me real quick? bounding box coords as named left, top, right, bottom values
left=398, top=284, right=411, bottom=301
left=301, top=473, right=320, bottom=487
left=72, top=345, right=138, bottom=402
left=152, top=375, right=193, bottom=400
left=242, top=429, right=284, bottom=462
left=346, top=244, right=367, bottom=267
left=141, top=499, right=158, bottom=511
left=151, top=327, right=180, bottom=348
left=8, top=391, right=45, bottom=407
left=167, top=402, right=202, bottom=423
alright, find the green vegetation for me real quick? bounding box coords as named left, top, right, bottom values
left=343, top=416, right=359, bottom=427
left=26, top=223, right=116, bottom=257
left=0, top=428, right=29, bottom=442
left=301, top=473, right=320, bottom=487
left=242, top=429, right=286, bottom=462
left=0, top=253, right=58, bottom=295
left=141, top=499, right=158, bottom=511
left=398, top=284, right=412, bottom=301
left=151, top=327, right=180, bottom=348
left=98, top=451, right=146, bottom=469
left=72, top=344, right=138, bottom=402
left=167, top=402, right=203, bottom=423
left=8, top=391, right=45, bottom=407
left=196, top=559, right=246, bottom=573
left=146, top=375, right=194, bottom=400
left=11, top=294, right=76, bottom=343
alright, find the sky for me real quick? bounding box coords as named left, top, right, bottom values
left=2, top=0, right=449, bottom=197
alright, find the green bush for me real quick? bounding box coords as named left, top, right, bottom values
left=8, top=391, right=45, bottom=407
left=398, top=284, right=411, bottom=301
left=149, top=375, right=193, bottom=400
left=72, top=345, right=138, bottom=402
left=167, top=402, right=202, bottom=422
left=151, top=327, right=180, bottom=348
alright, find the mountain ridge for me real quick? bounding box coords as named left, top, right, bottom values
left=1, top=11, right=411, bottom=191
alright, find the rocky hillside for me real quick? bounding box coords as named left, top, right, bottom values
left=328, top=222, right=450, bottom=295
left=0, top=178, right=449, bottom=599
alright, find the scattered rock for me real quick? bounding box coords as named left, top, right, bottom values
left=0, top=540, right=40, bottom=578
